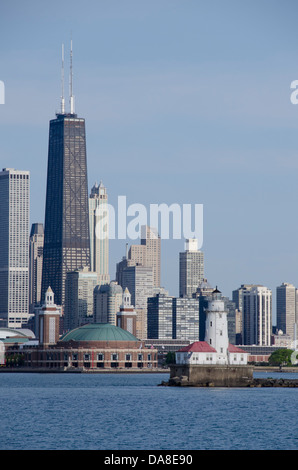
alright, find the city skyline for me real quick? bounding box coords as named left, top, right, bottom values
left=1, top=1, right=298, bottom=321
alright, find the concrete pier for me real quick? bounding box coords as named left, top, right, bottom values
left=167, top=364, right=254, bottom=387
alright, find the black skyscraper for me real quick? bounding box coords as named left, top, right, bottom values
left=41, top=43, right=90, bottom=306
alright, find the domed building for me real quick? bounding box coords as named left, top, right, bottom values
left=20, top=323, right=158, bottom=371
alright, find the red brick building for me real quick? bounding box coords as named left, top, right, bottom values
left=19, top=323, right=158, bottom=370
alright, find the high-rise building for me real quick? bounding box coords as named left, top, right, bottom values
left=94, top=281, right=123, bottom=325
left=232, top=284, right=256, bottom=344
left=242, top=285, right=272, bottom=345
left=276, top=282, right=297, bottom=341
left=121, top=265, right=154, bottom=339
left=89, top=182, right=110, bottom=285
left=41, top=46, right=90, bottom=307
left=29, top=223, right=44, bottom=313
left=64, top=267, right=98, bottom=330
left=0, top=168, right=30, bottom=328
left=147, top=294, right=174, bottom=340
left=232, top=284, right=255, bottom=313
left=128, top=226, right=161, bottom=288
left=115, top=245, right=135, bottom=288
left=179, top=238, right=204, bottom=298
left=172, top=297, right=199, bottom=342
left=147, top=294, right=199, bottom=342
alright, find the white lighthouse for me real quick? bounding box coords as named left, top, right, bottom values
left=204, top=287, right=229, bottom=364
left=176, top=287, right=248, bottom=366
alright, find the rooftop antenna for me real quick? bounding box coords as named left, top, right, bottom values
left=69, top=37, right=75, bottom=114
left=61, top=43, right=65, bottom=114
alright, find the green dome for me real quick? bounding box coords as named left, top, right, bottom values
left=60, top=323, right=138, bottom=342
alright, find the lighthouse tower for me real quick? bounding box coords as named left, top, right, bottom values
left=204, top=287, right=229, bottom=364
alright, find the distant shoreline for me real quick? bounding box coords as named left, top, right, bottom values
left=0, top=366, right=297, bottom=374
left=0, top=367, right=170, bottom=374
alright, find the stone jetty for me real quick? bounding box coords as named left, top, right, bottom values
left=160, top=376, right=298, bottom=387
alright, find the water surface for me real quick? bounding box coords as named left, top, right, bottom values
left=0, top=372, right=297, bottom=450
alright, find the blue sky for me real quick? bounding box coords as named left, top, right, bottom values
left=1, top=0, right=298, bottom=321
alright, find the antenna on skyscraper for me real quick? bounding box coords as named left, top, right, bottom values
left=69, top=36, right=75, bottom=114
left=61, top=43, right=65, bottom=114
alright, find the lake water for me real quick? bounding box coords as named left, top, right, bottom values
left=0, top=371, right=297, bottom=450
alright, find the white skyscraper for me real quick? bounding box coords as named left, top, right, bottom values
left=179, top=238, right=204, bottom=297
left=89, top=182, right=110, bottom=285
left=0, top=168, right=30, bottom=327
left=242, top=285, right=272, bottom=346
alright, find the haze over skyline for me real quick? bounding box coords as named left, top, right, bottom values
left=1, top=0, right=298, bottom=321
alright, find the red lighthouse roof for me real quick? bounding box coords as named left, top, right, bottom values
left=178, top=341, right=217, bottom=353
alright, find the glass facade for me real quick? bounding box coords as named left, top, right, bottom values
left=42, top=113, right=91, bottom=307
left=147, top=294, right=199, bottom=342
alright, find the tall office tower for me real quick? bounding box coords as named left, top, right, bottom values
left=121, top=265, right=154, bottom=339
left=89, top=182, right=110, bottom=285
left=172, top=297, right=199, bottom=342
left=64, top=267, right=98, bottom=330
left=192, top=278, right=214, bottom=341
left=232, top=284, right=255, bottom=312
left=147, top=294, right=199, bottom=342
left=29, top=223, right=44, bottom=313
left=115, top=245, right=135, bottom=287
left=276, top=282, right=297, bottom=341
left=129, top=225, right=161, bottom=288
left=41, top=43, right=91, bottom=307
left=242, top=285, right=272, bottom=345
left=94, top=281, right=123, bottom=325
left=179, top=238, right=204, bottom=298
left=232, top=284, right=255, bottom=344
left=147, top=294, right=174, bottom=340
left=0, top=168, right=30, bottom=328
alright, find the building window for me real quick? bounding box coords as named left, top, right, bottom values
left=138, top=353, right=143, bottom=361
left=125, top=354, right=132, bottom=361
left=84, top=353, right=90, bottom=361
left=111, top=353, right=118, bottom=361
left=97, top=353, right=104, bottom=361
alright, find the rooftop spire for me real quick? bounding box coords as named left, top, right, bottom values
left=69, top=37, right=75, bottom=114
left=61, top=43, right=65, bottom=114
